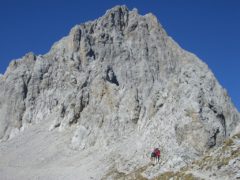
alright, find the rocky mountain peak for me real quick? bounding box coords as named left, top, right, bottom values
left=103, top=5, right=129, bottom=26
left=49, top=5, right=166, bottom=67
left=0, top=5, right=239, bottom=179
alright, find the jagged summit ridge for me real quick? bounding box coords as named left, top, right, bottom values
left=0, top=5, right=239, bottom=179
left=49, top=5, right=167, bottom=69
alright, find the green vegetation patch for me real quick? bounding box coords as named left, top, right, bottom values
left=224, top=138, right=234, bottom=147
left=103, top=164, right=149, bottom=180
left=154, top=171, right=198, bottom=180
left=232, top=133, right=240, bottom=139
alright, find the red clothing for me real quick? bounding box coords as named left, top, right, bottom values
left=154, top=149, right=160, bottom=157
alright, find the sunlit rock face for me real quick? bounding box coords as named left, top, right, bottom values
left=0, top=5, right=239, bottom=179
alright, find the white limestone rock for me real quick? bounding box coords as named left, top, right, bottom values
left=0, top=5, right=239, bottom=179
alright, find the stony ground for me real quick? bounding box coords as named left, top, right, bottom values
left=105, top=132, right=240, bottom=180
left=0, top=5, right=239, bottom=180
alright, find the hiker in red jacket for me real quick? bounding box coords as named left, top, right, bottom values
left=151, top=148, right=161, bottom=164
left=154, top=148, right=160, bottom=162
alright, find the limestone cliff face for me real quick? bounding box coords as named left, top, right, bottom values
left=0, top=5, right=239, bottom=174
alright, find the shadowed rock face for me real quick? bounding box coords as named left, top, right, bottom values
left=0, top=5, right=239, bottom=175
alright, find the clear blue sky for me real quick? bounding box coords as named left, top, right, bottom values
left=0, top=0, right=239, bottom=111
